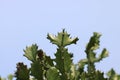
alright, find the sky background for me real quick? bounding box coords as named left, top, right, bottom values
left=0, top=0, right=120, bottom=77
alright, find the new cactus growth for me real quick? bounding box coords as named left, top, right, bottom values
left=0, top=29, right=120, bottom=80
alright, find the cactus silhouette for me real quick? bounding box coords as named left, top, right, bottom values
left=0, top=29, right=120, bottom=80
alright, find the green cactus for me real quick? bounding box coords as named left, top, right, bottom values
left=47, top=29, right=79, bottom=80
left=46, top=67, right=61, bottom=80
left=15, top=62, right=30, bottom=80
left=84, top=32, right=109, bottom=80
left=1, top=29, right=120, bottom=80
left=107, top=68, right=120, bottom=80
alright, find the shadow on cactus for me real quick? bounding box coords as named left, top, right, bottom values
left=0, top=29, right=120, bottom=80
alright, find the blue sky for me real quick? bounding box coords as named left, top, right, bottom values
left=0, top=0, right=120, bottom=77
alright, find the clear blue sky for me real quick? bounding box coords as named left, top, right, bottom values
left=0, top=0, right=120, bottom=77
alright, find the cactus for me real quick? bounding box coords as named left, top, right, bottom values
left=0, top=29, right=120, bottom=80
